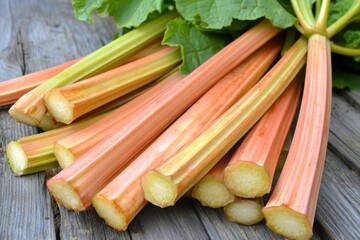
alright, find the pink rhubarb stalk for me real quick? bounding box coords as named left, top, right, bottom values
left=262, top=34, right=332, bottom=240
left=91, top=38, right=282, bottom=230
left=47, top=20, right=283, bottom=212
left=224, top=73, right=302, bottom=198
left=141, top=37, right=307, bottom=208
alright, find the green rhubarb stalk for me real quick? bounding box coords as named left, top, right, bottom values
left=9, top=11, right=178, bottom=126
left=141, top=37, right=307, bottom=208
left=0, top=40, right=162, bottom=109
left=0, top=57, right=82, bottom=107
left=6, top=113, right=105, bottom=176
left=44, top=47, right=181, bottom=124
left=53, top=20, right=283, bottom=170
left=53, top=70, right=184, bottom=169
left=5, top=83, right=153, bottom=175
left=327, top=0, right=360, bottom=38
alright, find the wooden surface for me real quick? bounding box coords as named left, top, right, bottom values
left=0, top=0, right=359, bottom=239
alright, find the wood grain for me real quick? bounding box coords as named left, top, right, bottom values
left=329, top=91, right=360, bottom=174
left=0, top=1, right=55, bottom=239
left=316, top=149, right=360, bottom=239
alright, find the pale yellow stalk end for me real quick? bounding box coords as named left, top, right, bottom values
left=47, top=179, right=84, bottom=211
left=54, top=142, right=76, bottom=169
left=8, top=107, right=38, bottom=126
left=141, top=170, right=177, bottom=207
left=262, top=206, right=312, bottom=239
left=6, top=141, right=28, bottom=176
left=224, top=162, right=270, bottom=198
left=92, top=195, right=127, bottom=231
left=192, top=175, right=235, bottom=208
left=224, top=198, right=264, bottom=225
left=44, top=91, right=74, bottom=124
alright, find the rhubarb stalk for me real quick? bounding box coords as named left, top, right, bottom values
left=91, top=38, right=282, bottom=230
left=6, top=113, right=105, bottom=176
left=47, top=20, right=283, bottom=212
left=192, top=149, right=236, bottom=208
left=53, top=70, right=184, bottom=169
left=223, top=74, right=302, bottom=198
left=262, top=33, right=332, bottom=240
left=0, top=57, right=81, bottom=107
left=44, top=46, right=181, bottom=124
left=5, top=83, right=153, bottom=175
left=224, top=198, right=264, bottom=225
left=9, top=11, right=178, bottom=126
left=141, top=37, right=307, bottom=208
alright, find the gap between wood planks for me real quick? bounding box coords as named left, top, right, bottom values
left=45, top=170, right=61, bottom=239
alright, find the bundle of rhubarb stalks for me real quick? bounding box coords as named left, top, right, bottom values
left=1, top=1, right=359, bottom=239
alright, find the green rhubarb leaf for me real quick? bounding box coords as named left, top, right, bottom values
left=175, top=0, right=295, bottom=29
left=328, top=0, right=358, bottom=26
left=331, top=23, right=360, bottom=61
left=332, top=55, right=360, bottom=90
left=328, top=1, right=360, bottom=61
left=71, top=0, right=167, bottom=28
left=163, top=18, right=230, bottom=75
left=333, top=68, right=360, bottom=90
left=71, top=0, right=106, bottom=24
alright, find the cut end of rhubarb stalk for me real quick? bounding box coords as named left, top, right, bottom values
left=5, top=141, right=28, bottom=176
left=141, top=170, right=177, bottom=207
left=224, top=198, right=264, bottom=225
left=92, top=195, right=127, bottom=231
left=262, top=206, right=312, bottom=239
left=192, top=176, right=235, bottom=208
left=47, top=179, right=85, bottom=211
left=224, top=162, right=270, bottom=198
left=8, top=107, right=38, bottom=126
left=54, top=142, right=76, bottom=169
left=44, top=92, right=73, bottom=124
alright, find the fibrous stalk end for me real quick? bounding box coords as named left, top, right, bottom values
left=92, top=195, right=128, bottom=231
left=54, top=142, right=76, bottom=169
left=192, top=176, right=235, bottom=208
left=262, top=205, right=312, bottom=239
left=141, top=170, right=177, bottom=208
left=224, top=198, right=264, bottom=225
left=8, top=107, right=38, bottom=126
left=224, top=162, right=270, bottom=198
left=47, top=179, right=85, bottom=211
left=6, top=141, right=28, bottom=176
left=44, top=91, right=74, bottom=124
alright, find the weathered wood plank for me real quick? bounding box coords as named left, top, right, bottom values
left=190, top=200, right=281, bottom=240
left=129, top=199, right=209, bottom=240
left=341, top=90, right=360, bottom=111
left=59, top=207, right=131, bottom=240
left=315, top=149, right=360, bottom=239
left=0, top=117, right=55, bottom=240
left=0, top=0, right=24, bottom=82
left=19, top=1, right=126, bottom=238
left=328, top=91, right=360, bottom=174
left=0, top=0, right=55, bottom=239
left=0, top=0, right=118, bottom=239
